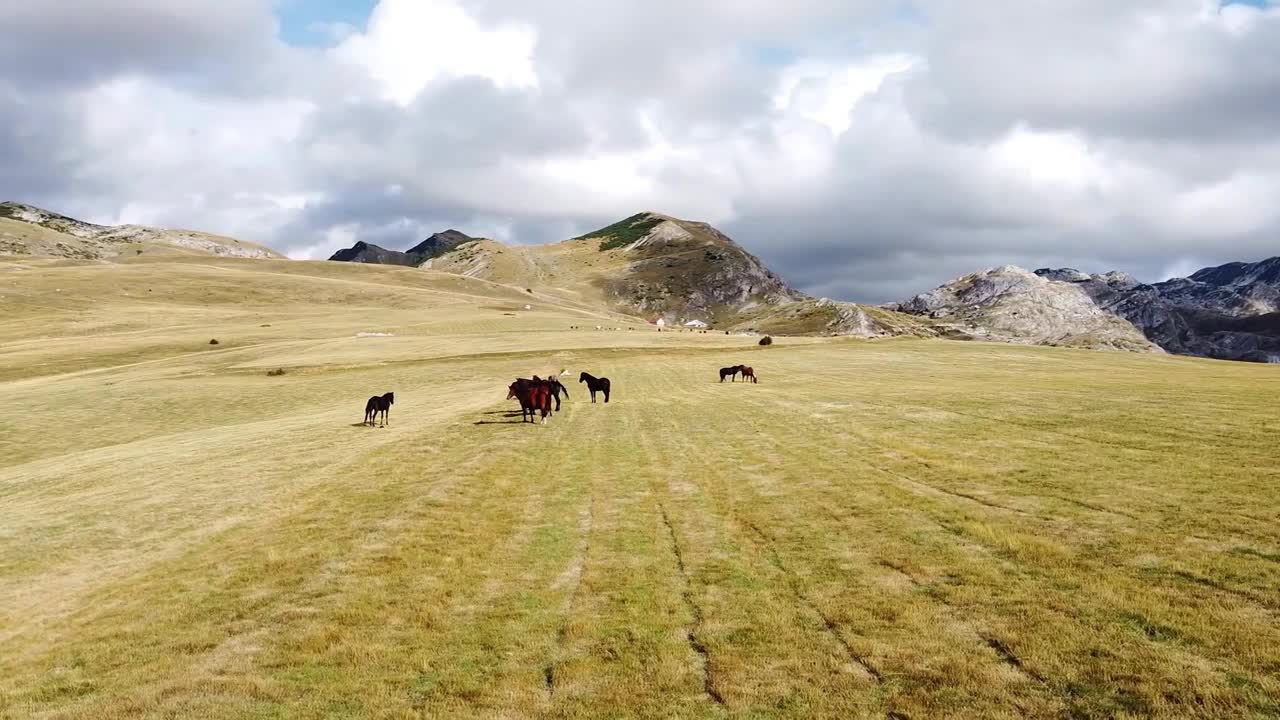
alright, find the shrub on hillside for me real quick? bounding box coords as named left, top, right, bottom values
left=267, top=368, right=286, bottom=377
left=209, top=339, right=220, bottom=345
left=759, top=336, right=774, bottom=346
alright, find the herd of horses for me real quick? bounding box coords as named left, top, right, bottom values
left=363, top=365, right=757, bottom=428
left=506, top=372, right=610, bottom=425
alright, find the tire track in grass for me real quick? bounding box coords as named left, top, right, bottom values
left=543, top=480, right=595, bottom=701
left=658, top=501, right=726, bottom=708
left=733, top=514, right=882, bottom=684
left=767, top=400, right=1279, bottom=715
left=726, top=389, right=1071, bottom=716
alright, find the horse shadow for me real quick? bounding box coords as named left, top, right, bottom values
left=474, top=410, right=529, bottom=425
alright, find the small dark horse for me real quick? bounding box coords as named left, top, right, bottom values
left=541, top=376, right=570, bottom=412
left=364, top=392, right=394, bottom=427
left=740, top=366, right=758, bottom=384
left=719, top=365, right=743, bottom=382
left=579, top=372, right=611, bottom=403
left=508, top=380, right=551, bottom=424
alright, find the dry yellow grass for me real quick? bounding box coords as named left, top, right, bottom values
left=1, top=257, right=1278, bottom=719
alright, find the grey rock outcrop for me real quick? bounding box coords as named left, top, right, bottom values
left=1034, top=258, right=1280, bottom=363
left=896, top=265, right=1160, bottom=352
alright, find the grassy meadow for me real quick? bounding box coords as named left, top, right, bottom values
left=1, top=256, right=1279, bottom=719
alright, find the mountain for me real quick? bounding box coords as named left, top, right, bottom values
left=332, top=211, right=931, bottom=336
left=327, top=229, right=476, bottom=266
left=894, top=265, right=1160, bottom=352
left=1033, top=258, right=1280, bottom=362
left=0, top=202, right=283, bottom=260
left=416, top=212, right=803, bottom=324
left=893, top=257, right=1280, bottom=362
left=327, top=241, right=416, bottom=266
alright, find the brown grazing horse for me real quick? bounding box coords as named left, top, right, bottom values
left=508, top=380, right=552, bottom=424
left=719, top=365, right=743, bottom=382
left=364, top=392, right=394, bottom=426
left=740, top=366, right=758, bottom=383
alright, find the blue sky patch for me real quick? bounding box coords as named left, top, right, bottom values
left=276, top=0, right=377, bottom=46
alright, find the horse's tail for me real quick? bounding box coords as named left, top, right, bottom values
left=602, top=378, right=611, bottom=403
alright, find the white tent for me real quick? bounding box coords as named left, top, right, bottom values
left=655, top=318, right=666, bottom=328
left=684, top=319, right=708, bottom=328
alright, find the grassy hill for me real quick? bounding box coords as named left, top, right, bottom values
left=2, top=255, right=1279, bottom=719
left=411, top=212, right=928, bottom=337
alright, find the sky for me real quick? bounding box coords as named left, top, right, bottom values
left=1, top=0, right=1279, bottom=302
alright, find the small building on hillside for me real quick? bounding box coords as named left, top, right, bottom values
left=655, top=318, right=666, bottom=330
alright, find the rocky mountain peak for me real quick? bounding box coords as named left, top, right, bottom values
left=895, top=265, right=1159, bottom=352
left=328, top=229, right=477, bottom=266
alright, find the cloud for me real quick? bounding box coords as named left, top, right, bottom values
left=2, top=0, right=1280, bottom=302
left=331, top=0, right=538, bottom=105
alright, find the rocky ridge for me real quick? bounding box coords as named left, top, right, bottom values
left=0, top=202, right=283, bottom=260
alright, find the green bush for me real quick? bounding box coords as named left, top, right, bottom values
left=759, top=336, right=773, bottom=346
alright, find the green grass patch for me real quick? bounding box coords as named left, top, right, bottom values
left=576, top=213, right=665, bottom=251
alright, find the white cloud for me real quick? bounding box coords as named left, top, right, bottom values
left=773, top=54, right=917, bottom=135
left=332, top=0, right=538, bottom=106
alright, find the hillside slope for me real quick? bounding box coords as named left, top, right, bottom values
left=0, top=202, right=283, bottom=260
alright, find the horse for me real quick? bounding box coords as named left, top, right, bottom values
left=364, top=392, right=394, bottom=427
left=579, top=372, right=611, bottom=403
left=740, top=366, right=758, bottom=384
left=719, top=365, right=743, bottom=382
left=544, top=376, right=569, bottom=411
left=514, top=375, right=570, bottom=413
left=508, top=380, right=551, bottom=424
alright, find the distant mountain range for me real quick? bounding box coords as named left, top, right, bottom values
left=894, top=258, right=1280, bottom=363
left=5, top=198, right=1274, bottom=362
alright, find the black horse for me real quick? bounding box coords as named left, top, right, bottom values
left=719, top=365, right=743, bottom=382
left=364, top=392, right=394, bottom=427
left=543, top=377, right=569, bottom=411
left=579, top=372, right=611, bottom=403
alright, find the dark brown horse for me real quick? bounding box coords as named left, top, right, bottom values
left=508, top=380, right=551, bottom=424
left=364, top=392, right=394, bottom=427
left=740, top=366, right=758, bottom=383
left=719, top=365, right=743, bottom=382
left=579, top=372, right=610, bottom=403
left=512, top=376, right=569, bottom=413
